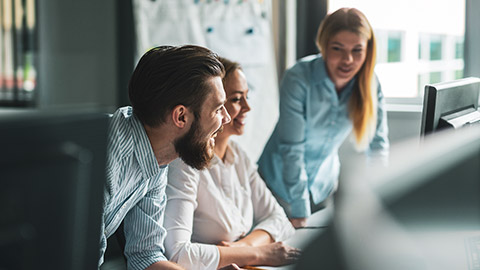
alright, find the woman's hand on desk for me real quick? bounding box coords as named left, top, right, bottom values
left=255, top=242, right=302, bottom=266
left=289, top=217, right=308, bottom=228
left=217, top=241, right=301, bottom=268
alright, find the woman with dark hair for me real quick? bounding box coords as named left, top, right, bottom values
left=258, top=7, right=389, bottom=228
left=164, top=57, right=298, bottom=269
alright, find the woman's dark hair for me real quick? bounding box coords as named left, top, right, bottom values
left=218, top=57, right=242, bottom=84
left=128, top=45, right=225, bottom=127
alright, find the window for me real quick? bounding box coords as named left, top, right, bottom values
left=455, top=38, right=464, bottom=59
left=387, top=33, right=402, bottom=62
left=429, top=36, right=443, bottom=61
left=455, top=69, right=464, bottom=80
left=328, top=0, right=465, bottom=101
left=376, top=30, right=403, bottom=63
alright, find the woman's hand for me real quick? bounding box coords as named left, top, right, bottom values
left=217, top=241, right=301, bottom=268
left=255, top=242, right=302, bottom=266
left=289, top=217, right=308, bottom=228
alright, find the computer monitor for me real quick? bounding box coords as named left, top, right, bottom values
left=296, top=125, right=480, bottom=270
left=420, top=77, right=480, bottom=136
left=0, top=109, right=109, bottom=270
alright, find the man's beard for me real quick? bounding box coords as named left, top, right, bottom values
left=174, top=119, right=218, bottom=170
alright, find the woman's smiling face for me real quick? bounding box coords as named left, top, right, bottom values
left=324, top=30, right=368, bottom=91
left=220, top=68, right=251, bottom=137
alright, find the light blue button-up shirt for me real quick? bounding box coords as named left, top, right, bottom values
left=258, top=55, right=389, bottom=218
left=99, top=106, right=168, bottom=270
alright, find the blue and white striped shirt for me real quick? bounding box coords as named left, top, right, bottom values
left=99, top=106, right=168, bottom=270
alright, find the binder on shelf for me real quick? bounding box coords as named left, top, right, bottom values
left=0, top=0, right=4, bottom=98
left=14, top=0, right=24, bottom=103
left=0, top=0, right=36, bottom=107
left=2, top=0, right=15, bottom=104
left=23, top=0, right=36, bottom=104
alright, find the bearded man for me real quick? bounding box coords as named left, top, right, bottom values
left=99, top=45, right=231, bottom=270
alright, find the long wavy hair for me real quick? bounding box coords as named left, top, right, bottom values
left=316, top=7, right=377, bottom=149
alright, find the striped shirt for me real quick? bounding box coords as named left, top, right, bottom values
left=99, top=106, right=168, bottom=270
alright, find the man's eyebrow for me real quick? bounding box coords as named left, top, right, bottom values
left=214, top=100, right=225, bottom=108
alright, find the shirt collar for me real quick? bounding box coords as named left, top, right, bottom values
left=127, top=108, right=161, bottom=179
left=210, top=142, right=238, bottom=167
left=314, top=55, right=356, bottom=98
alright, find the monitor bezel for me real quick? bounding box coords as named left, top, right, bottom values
left=420, top=77, right=480, bottom=136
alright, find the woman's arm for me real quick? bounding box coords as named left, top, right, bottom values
left=220, top=143, right=296, bottom=247
left=218, top=229, right=273, bottom=247
left=217, top=242, right=301, bottom=268
left=276, top=69, right=311, bottom=219
left=164, top=159, right=220, bottom=269
left=146, top=261, right=185, bottom=270
left=367, top=79, right=390, bottom=164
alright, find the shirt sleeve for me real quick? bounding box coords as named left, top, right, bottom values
left=277, top=68, right=311, bottom=218
left=122, top=173, right=169, bottom=270
left=367, top=78, right=390, bottom=166
left=241, top=148, right=295, bottom=241
left=98, top=218, right=107, bottom=268
left=164, top=159, right=220, bottom=270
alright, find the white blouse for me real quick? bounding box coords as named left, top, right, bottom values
left=164, top=140, right=295, bottom=270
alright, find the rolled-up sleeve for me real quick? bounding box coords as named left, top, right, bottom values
left=98, top=218, right=107, bottom=267
left=277, top=70, right=310, bottom=218
left=164, top=159, right=220, bottom=270
left=123, top=175, right=168, bottom=270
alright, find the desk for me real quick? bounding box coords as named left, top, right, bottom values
left=260, top=202, right=334, bottom=270
left=101, top=204, right=334, bottom=270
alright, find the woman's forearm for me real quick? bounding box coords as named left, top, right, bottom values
left=235, top=229, right=274, bottom=247
left=217, top=245, right=260, bottom=268
left=217, top=242, right=301, bottom=269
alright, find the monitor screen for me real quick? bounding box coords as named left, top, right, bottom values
left=420, top=77, right=480, bottom=136
left=0, top=109, right=109, bottom=270
left=297, top=125, right=480, bottom=270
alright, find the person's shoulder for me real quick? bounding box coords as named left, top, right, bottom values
left=229, top=140, right=249, bottom=156
left=166, top=158, right=205, bottom=193
left=295, top=54, right=324, bottom=69
left=168, top=158, right=201, bottom=181
left=111, top=106, right=133, bottom=121
left=298, top=54, right=323, bottom=63
left=228, top=140, right=254, bottom=167
left=285, top=54, right=324, bottom=80
left=107, top=107, right=135, bottom=160
left=169, top=157, right=196, bottom=173
left=109, top=107, right=134, bottom=135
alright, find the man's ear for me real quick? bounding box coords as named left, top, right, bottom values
left=171, top=105, right=191, bottom=129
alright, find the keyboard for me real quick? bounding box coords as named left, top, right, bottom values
left=466, top=235, right=480, bottom=270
